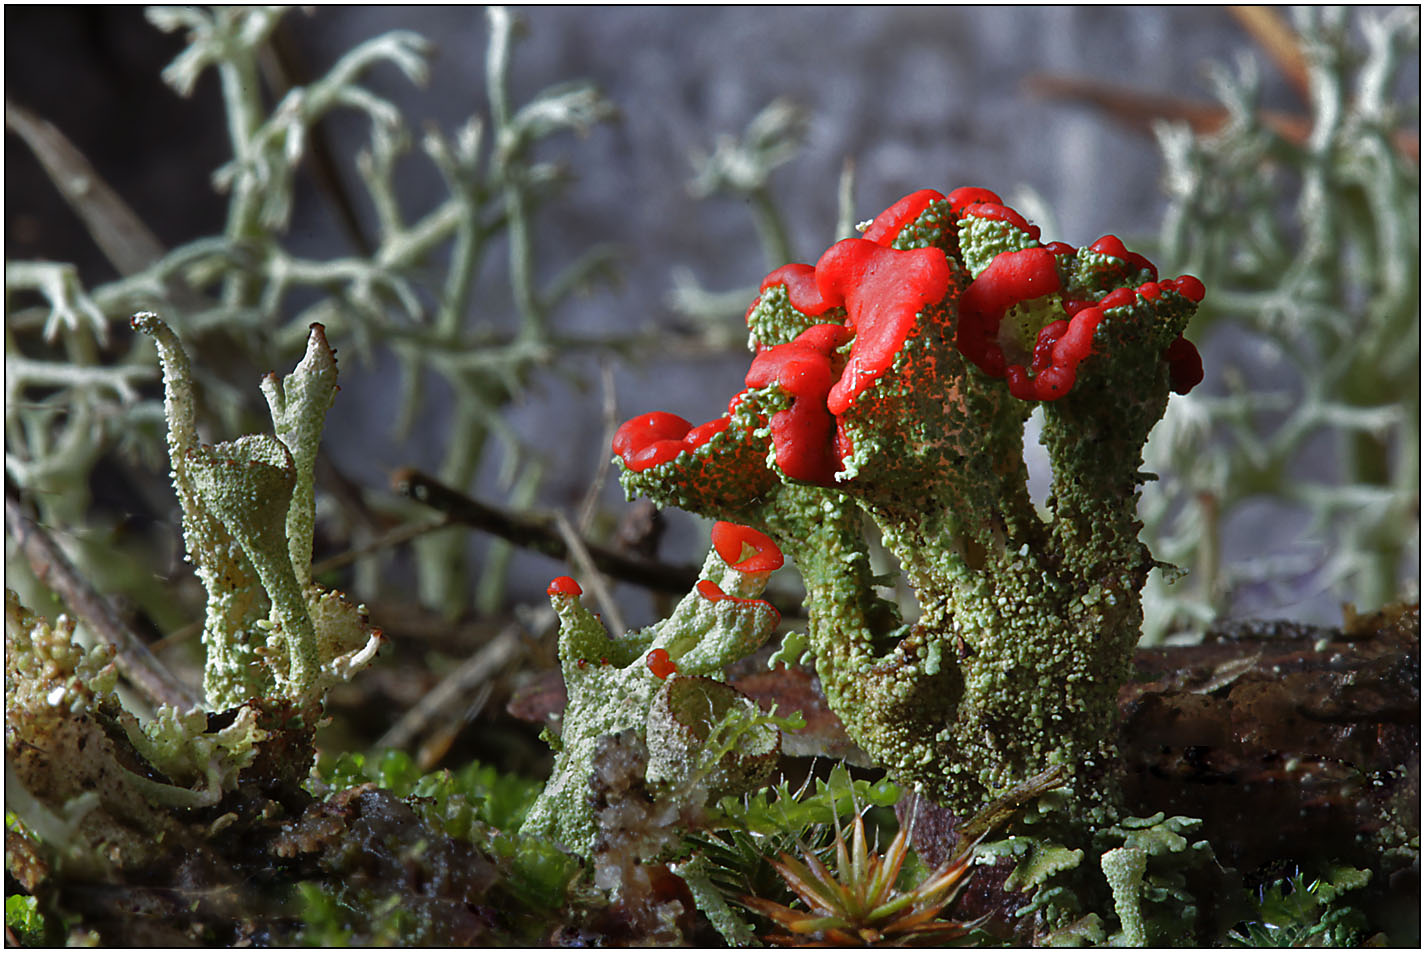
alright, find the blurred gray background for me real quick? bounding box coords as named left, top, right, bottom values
left=5, top=7, right=1401, bottom=625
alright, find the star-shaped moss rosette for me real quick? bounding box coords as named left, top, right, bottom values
left=611, top=188, right=1205, bottom=817
left=520, top=522, right=792, bottom=856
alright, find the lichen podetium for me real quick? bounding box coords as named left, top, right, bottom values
left=612, top=187, right=1205, bottom=817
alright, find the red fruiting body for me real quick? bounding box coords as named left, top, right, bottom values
left=1127, top=253, right=1158, bottom=280
left=645, top=648, right=677, bottom=680
left=760, top=263, right=838, bottom=317
left=696, top=579, right=726, bottom=601
left=1164, top=336, right=1204, bottom=394
left=696, top=579, right=782, bottom=626
left=1088, top=235, right=1129, bottom=260
left=862, top=188, right=944, bottom=245
left=957, top=247, right=1062, bottom=377
left=1086, top=235, right=1157, bottom=282
left=620, top=189, right=1205, bottom=472
left=746, top=324, right=850, bottom=484
left=1097, top=287, right=1137, bottom=310
left=711, top=521, right=785, bottom=573
left=815, top=239, right=952, bottom=414
left=611, top=410, right=739, bottom=474
left=945, top=186, right=1003, bottom=215
left=611, top=411, right=694, bottom=471
left=547, top=576, right=582, bottom=597
left=1166, top=274, right=1206, bottom=302
left=958, top=202, right=1041, bottom=241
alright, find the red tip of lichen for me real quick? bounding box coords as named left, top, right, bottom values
left=957, top=246, right=1062, bottom=377
left=1165, top=336, right=1204, bottom=394
left=1166, top=274, right=1206, bottom=303
left=862, top=189, right=945, bottom=246
left=945, top=186, right=1003, bottom=215
left=760, top=263, right=838, bottom=317
left=814, top=239, right=952, bottom=415
left=696, top=579, right=726, bottom=601
left=547, top=576, right=582, bottom=597
left=1097, top=287, right=1137, bottom=310
left=711, top=521, right=784, bottom=573
left=1088, top=235, right=1130, bottom=260
left=746, top=324, right=850, bottom=484
left=645, top=648, right=677, bottom=679
left=695, top=579, right=781, bottom=627
left=612, top=412, right=693, bottom=471
left=957, top=201, right=1041, bottom=241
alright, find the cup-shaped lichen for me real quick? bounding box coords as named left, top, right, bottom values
left=612, top=188, right=1205, bottom=816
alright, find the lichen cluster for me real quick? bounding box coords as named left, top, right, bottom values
left=521, top=522, right=796, bottom=855
left=610, top=186, right=1205, bottom=816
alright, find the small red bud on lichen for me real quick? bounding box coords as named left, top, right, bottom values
left=1166, top=274, right=1206, bottom=302
left=746, top=324, right=850, bottom=484
left=711, top=521, right=785, bottom=573
left=547, top=576, right=582, bottom=597
left=611, top=412, right=694, bottom=471
left=1165, top=336, right=1204, bottom=394
left=760, top=263, right=838, bottom=317
left=957, top=201, right=1041, bottom=240
left=645, top=648, right=677, bottom=680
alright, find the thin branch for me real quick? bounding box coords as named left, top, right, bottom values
left=554, top=510, right=625, bottom=637
left=1023, top=72, right=1419, bottom=162
left=5, top=488, right=199, bottom=711
left=391, top=466, right=701, bottom=594
left=4, top=98, right=166, bottom=277
left=308, top=517, right=448, bottom=578
left=575, top=357, right=618, bottom=533
left=1229, top=5, right=1312, bottom=106
left=392, top=467, right=806, bottom=618
left=373, top=607, right=549, bottom=752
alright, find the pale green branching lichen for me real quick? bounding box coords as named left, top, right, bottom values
left=6, top=5, right=621, bottom=624
left=1142, top=7, right=1419, bottom=638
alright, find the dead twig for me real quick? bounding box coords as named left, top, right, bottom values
left=1229, top=5, right=1312, bottom=106
left=392, top=466, right=698, bottom=593
left=373, top=607, right=550, bottom=753
left=391, top=467, right=807, bottom=618
left=1023, top=73, right=1418, bottom=164
left=553, top=510, right=625, bottom=637
left=5, top=488, right=199, bottom=711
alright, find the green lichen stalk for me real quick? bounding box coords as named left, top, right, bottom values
left=133, top=313, right=381, bottom=710
left=521, top=526, right=792, bottom=855
left=611, top=187, right=1206, bottom=816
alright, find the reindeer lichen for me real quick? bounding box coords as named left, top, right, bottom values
left=1141, top=6, right=1419, bottom=638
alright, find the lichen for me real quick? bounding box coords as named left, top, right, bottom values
left=520, top=526, right=794, bottom=856
left=132, top=313, right=382, bottom=709
left=611, top=186, right=1205, bottom=818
